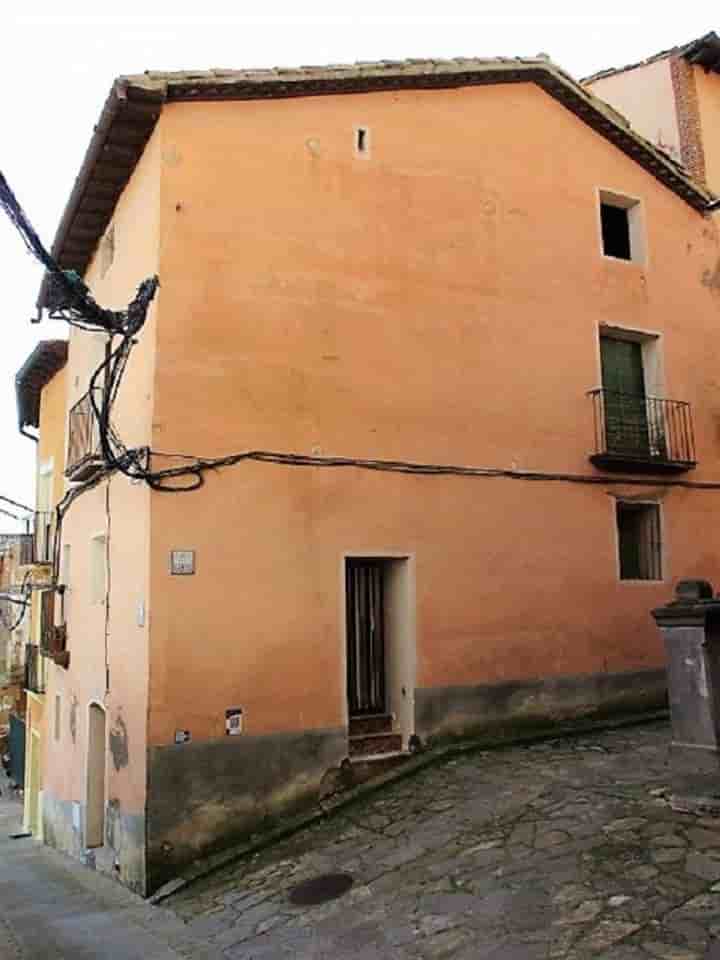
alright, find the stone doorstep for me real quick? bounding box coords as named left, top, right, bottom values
left=150, top=708, right=670, bottom=906
left=348, top=714, right=394, bottom=737
left=348, top=732, right=403, bottom=758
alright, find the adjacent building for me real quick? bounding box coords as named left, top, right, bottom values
left=0, top=533, right=30, bottom=788
left=584, top=32, right=720, bottom=193
left=21, top=54, right=720, bottom=895
left=13, top=340, right=68, bottom=835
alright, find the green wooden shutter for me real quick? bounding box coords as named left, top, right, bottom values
left=600, top=337, right=645, bottom=396
left=600, top=337, right=649, bottom=455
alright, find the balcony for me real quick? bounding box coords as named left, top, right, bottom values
left=589, top=389, right=696, bottom=474
left=24, top=644, right=46, bottom=695
left=16, top=533, right=34, bottom=566
left=31, top=511, right=53, bottom=566
left=39, top=588, right=69, bottom=669
left=66, top=392, right=103, bottom=481
left=12, top=514, right=54, bottom=568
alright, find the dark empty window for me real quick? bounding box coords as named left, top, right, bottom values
left=356, top=127, right=368, bottom=154
left=616, top=501, right=662, bottom=580
left=601, top=203, right=631, bottom=260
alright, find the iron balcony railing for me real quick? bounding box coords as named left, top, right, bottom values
left=32, top=511, right=53, bottom=565
left=16, top=533, right=34, bottom=566
left=24, top=644, right=46, bottom=695
left=11, top=514, right=54, bottom=566
left=39, top=589, right=69, bottom=668
left=66, top=392, right=102, bottom=481
left=589, top=388, right=696, bottom=473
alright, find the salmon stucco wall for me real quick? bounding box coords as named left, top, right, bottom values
left=694, top=66, right=720, bottom=196
left=586, top=59, right=682, bottom=162
left=139, top=81, right=720, bottom=881
left=42, top=125, right=161, bottom=893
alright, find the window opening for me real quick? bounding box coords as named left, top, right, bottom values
left=61, top=544, right=71, bottom=624
left=54, top=694, right=61, bottom=741
left=356, top=127, right=368, bottom=154
left=599, top=190, right=644, bottom=263
left=616, top=501, right=662, bottom=580
left=91, top=535, right=107, bottom=605
left=601, top=203, right=631, bottom=260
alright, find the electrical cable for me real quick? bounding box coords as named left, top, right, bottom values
left=0, top=572, right=32, bottom=632
left=5, top=167, right=720, bottom=592
left=0, top=495, right=33, bottom=514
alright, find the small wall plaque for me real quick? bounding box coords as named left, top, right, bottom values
left=170, top=550, right=195, bottom=575
left=174, top=729, right=191, bottom=744
left=226, top=707, right=243, bottom=736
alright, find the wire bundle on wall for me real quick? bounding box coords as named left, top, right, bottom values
left=4, top=167, right=720, bottom=594
left=0, top=572, right=32, bottom=632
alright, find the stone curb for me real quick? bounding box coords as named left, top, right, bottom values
left=149, top=707, right=669, bottom=905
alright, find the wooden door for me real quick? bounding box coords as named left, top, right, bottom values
left=600, top=337, right=650, bottom=455
left=346, top=560, right=386, bottom=717
left=86, top=705, right=106, bottom=848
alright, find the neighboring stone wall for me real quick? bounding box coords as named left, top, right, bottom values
left=146, top=727, right=347, bottom=892
left=42, top=791, right=146, bottom=894
left=670, top=55, right=707, bottom=184
left=415, top=668, right=667, bottom=744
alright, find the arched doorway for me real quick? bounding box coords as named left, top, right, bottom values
left=86, top=704, right=106, bottom=848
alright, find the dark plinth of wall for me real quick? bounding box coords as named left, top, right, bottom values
left=415, top=668, right=667, bottom=743
left=146, top=726, right=347, bottom=892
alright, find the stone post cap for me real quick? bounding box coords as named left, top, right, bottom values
left=675, top=580, right=714, bottom=601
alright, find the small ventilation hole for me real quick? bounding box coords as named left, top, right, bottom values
left=356, top=127, right=368, bottom=154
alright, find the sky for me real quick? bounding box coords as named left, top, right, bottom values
left=0, top=2, right=716, bottom=529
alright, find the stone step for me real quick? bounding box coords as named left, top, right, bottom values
left=348, top=732, right=403, bottom=758
left=348, top=714, right=394, bottom=737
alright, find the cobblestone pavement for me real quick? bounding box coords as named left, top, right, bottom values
left=169, top=721, right=720, bottom=959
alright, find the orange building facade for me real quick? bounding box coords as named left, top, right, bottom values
left=29, top=57, right=720, bottom=894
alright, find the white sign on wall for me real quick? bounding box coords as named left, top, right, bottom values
left=170, top=550, right=196, bottom=575
left=225, top=708, right=243, bottom=736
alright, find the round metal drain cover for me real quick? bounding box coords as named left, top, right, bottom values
left=288, top=872, right=354, bottom=906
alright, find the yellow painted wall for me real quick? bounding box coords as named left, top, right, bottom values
left=22, top=361, right=65, bottom=834
left=37, top=365, right=68, bottom=507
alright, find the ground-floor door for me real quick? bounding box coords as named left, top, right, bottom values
left=346, top=559, right=386, bottom=717
left=26, top=730, right=41, bottom=836
left=86, top=704, right=106, bottom=848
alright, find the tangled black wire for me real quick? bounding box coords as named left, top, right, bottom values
left=0, top=171, right=151, bottom=333
left=0, top=572, right=32, bottom=632
left=6, top=165, right=720, bottom=586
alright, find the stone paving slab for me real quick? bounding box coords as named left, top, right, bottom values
left=168, top=722, right=720, bottom=959
left=0, top=774, right=224, bottom=960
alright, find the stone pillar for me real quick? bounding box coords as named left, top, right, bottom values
left=652, top=580, right=720, bottom=814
